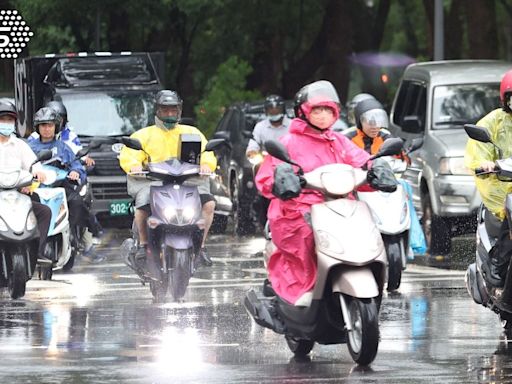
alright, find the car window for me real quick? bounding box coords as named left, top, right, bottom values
left=392, top=81, right=426, bottom=132
left=432, top=83, right=500, bottom=129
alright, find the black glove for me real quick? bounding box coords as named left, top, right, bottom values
left=272, top=163, right=302, bottom=200
left=367, top=158, right=398, bottom=192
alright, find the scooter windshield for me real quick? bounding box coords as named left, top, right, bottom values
left=148, top=158, right=200, bottom=177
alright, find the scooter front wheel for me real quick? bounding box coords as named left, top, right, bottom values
left=8, top=252, right=27, bottom=299
left=346, top=297, right=379, bottom=366
left=385, top=239, right=402, bottom=291
left=285, top=335, right=314, bottom=356
left=168, top=248, right=192, bottom=301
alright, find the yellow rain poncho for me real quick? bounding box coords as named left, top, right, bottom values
left=119, top=123, right=217, bottom=173
left=465, top=108, right=512, bottom=220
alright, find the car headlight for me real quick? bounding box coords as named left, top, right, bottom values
left=0, top=218, right=8, bottom=232
left=26, top=211, right=37, bottom=231
left=439, top=157, right=472, bottom=175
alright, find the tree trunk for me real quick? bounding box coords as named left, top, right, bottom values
left=444, top=0, right=464, bottom=59
left=465, top=0, right=498, bottom=59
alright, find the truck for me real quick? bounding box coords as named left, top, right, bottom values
left=14, top=52, right=163, bottom=219
left=388, top=60, right=510, bottom=255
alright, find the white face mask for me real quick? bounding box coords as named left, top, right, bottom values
left=0, top=122, right=15, bottom=137
left=268, top=113, right=284, bottom=123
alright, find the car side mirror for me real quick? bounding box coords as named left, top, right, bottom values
left=402, top=115, right=423, bottom=134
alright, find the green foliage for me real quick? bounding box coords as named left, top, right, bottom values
left=194, top=56, right=261, bottom=138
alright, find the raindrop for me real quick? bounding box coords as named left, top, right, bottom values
left=6, top=10, right=11, bottom=15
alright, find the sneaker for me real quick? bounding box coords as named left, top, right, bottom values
left=81, top=246, right=105, bottom=264
left=199, top=248, right=213, bottom=267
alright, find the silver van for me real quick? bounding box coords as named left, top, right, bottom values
left=388, top=60, right=511, bottom=254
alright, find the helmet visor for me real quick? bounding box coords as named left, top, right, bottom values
left=360, top=109, right=389, bottom=128
left=304, top=80, right=340, bottom=105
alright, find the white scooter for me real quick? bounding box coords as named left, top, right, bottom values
left=357, top=138, right=423, bottom=291
left=244, top=138, right=402, bottom=366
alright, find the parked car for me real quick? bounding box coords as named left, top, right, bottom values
left=209, top=100, right=294, bottom=235
left=388, top=60, right=511, bottom=255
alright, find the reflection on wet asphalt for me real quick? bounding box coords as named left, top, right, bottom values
left=0, top=230, right=511, bottom=383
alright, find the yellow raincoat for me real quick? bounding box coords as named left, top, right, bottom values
left=465, top=108, right=512, bottom=220
left=119, top=123, right=217, bottom=173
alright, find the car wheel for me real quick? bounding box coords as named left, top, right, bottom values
left=422, top=192, right=451, bottom=255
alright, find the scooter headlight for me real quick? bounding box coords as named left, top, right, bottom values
left=400, top=201, right=408, bottom=224
left=164, top=206, right=176, bottom=221
left=182, top=206, right=196, bottom=222
left=0, top=218, right=7, bottom=232
left=248, top=153, right=264, bottom=165
left=26, top=211, right=37, bottom=231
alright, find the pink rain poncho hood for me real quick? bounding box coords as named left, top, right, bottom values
left=255, top=118, right=372, bottom=304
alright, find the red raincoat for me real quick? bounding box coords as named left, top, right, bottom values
left=256, top=118, right=372, bottom=304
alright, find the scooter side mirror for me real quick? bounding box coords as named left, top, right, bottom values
left=205, top=138, right=229, bottom=152
left=264, top=139, right=300, bottom=167
left=36, top=150, right=53, bottom=163
left=121, top=137, right=143, bottom=151
left=405, top=137, right=424, bottom=154
left=370, top=138, right=404, bottom=159
left=464, top=124, right=503, bottom=159
left=464, top=124, right=492, bottom=143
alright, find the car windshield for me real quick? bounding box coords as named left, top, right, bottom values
left=60, top=91, right=156, bottom=136
left=432, top=83, right=500, bottom=129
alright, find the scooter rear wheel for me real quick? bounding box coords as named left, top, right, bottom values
left=346, top=297, right=379, bottom=366
left=285, top=335, right=314, bottom=356
left=8, top=252, right=27, bottom=299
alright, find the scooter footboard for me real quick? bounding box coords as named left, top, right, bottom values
left=331, top=266, right=380, bottom=298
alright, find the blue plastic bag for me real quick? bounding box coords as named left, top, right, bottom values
left=399, top=180, right=427, bottom=257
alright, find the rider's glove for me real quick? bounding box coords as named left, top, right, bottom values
left=366, top=158, right=398, bottom=193
left=272, top=163, right=302, bottom=200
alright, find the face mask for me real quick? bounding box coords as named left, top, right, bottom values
left=0, top=122, right=15, bottom=137
left=268, top=114, right=284, bottom=123
left=160, top=116, right=178, bottom=129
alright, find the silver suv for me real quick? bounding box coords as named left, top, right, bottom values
left=389, top=60, right=511, bottom=254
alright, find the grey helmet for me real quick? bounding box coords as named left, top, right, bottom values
left=155, top=90, right=182, bottom=128
left=354, top=98, right=387, bottom=129
left=46, top=100, right=68, bottom=128
left=33, top=107, right=61, bottom=133
left=0, top=98, right=16, bottom=119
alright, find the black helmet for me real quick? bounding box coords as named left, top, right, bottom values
left=264, top=94, right=284, bottom=111
left=155, top=90, right=182, bottom=126
left=0, top=98, right=17, bottom=119
left=347, top=93, right=375, bottom=125
left=33, top=107, right=61, bottom=133
left=46, top=100, right=68, bottom=127
left=354, top=98, right=387, bottom=129
left=293, top=86, right=308, bottom=119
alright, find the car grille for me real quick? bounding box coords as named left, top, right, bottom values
left=93, top=156, right=125, bottom=176
left=91, top=182, right=129, bottom=200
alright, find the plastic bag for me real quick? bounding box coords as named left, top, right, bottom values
left=399, top=180, right=427, bottom=257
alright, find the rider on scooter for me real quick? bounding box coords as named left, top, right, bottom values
left=255, top=80, right=396, bottom=306
left=28, top=107, right=103, bottom=263
left=465, top=68, right=512, bottom=288
left=0, top=99, right=52, bottom=264
left=119, top=90, right=217, bottom=279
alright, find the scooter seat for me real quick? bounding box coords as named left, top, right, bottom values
left=484, top=208, right=502, bottom=239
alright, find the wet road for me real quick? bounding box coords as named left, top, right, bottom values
left=0, top=230, right=510, bottom=383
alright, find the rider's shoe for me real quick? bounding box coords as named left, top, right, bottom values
left=199, top=247, right=213, bottom=267
left=81, top=246, right=105, bottom=264
left=482, top=258, right=505, bottom=288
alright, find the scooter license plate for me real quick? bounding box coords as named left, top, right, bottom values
left=109, top=200, right=131, bottom=216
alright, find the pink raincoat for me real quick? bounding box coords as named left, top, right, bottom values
left=256, top=118, right=372, bottom=304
